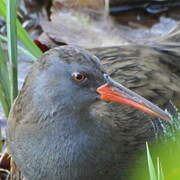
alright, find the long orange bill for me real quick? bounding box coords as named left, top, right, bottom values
left=97, top=74, right=172, bottom=121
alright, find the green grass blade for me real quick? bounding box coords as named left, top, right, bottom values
left=157, top=157, right=161, bottom=180
left=0, top=83, right=10, bottom=117
left=0, top=0, right=42, bottom=58
left=0, top=0, right=6, bottom=17
left=16, top=20, right=42, bottom=58
left=157, top=157, right=164, bottom=180
left=0, top=34, right=37, bottom=61
left=160, top=162, right=164, bottom=180
left=0, top=0, right=40, bottom=117
left=0, top=42, right=11, bottom=99
left=6, top=0, right=18, bottom=102
left=0, top=42, right=11, bottom=116
left=146, top=142, right=157, bottom=180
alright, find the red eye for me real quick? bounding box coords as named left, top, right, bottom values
left=72, top=72, right=87, bottom=82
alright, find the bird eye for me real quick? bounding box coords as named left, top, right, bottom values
left=72, top=72, right=87, bottom=82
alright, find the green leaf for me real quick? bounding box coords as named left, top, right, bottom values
left=0, top=0, right=6, bottom=17
left=157, top=157, right=164, bottom=180
left=0, top=0, right=42, bottom=59
left=0, top=83, right=10, bottom=117
left=146, top=142, right=157, bottom=180
left=16, top=20, right=42, bottom=58
left=0, top=34, right=37, bottom=61
left=0, top=42, right=11, bottom=117
left=6, top=0, right=18, bottom=102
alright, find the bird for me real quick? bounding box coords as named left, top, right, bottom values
left=7, top=46, right=171, bottom=180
